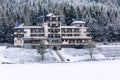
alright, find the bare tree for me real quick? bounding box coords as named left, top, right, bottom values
left=37, top=41, right=46, bottom=60
left=85, top=42, right=96, bottom=59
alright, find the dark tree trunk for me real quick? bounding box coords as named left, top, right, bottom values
left=41, top=54, right=44, bottom=60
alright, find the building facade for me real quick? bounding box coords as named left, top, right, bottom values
left=14, top=13, right=92, bottom=49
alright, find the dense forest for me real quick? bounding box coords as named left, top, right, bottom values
left=0, top=0, right=120, bottom=43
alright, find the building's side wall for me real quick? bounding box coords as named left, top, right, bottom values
left=14, top=28, right=24, bottom=46
left=14, top=38, right=24, bottom=46
left=80, top=27, right=87, bottom=36
left=24, top=29, right=30, bottom=37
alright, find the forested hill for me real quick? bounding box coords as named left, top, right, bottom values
left=0, top=0, right=120, bottom=43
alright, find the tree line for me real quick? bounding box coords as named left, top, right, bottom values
left=0, top=0, right=120, bottom=43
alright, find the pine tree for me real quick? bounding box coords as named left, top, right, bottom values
left=64, top=6, right=76, bottom=25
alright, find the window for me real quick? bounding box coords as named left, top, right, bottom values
left=62, top=29, right=65, bottom=32
left=31, top=28, right=44, bottom=33
left=62, top=34, right=65, bottom=36
left=48, top=34, right=53, bottom=38
left=65, top=29, right=67, bottom=32
left=52, top=17, right=56, bottom=21
left=68, top=29, right=72, bottom=32
left=74, top=29, right=79, bottom=32
left=55, top=34, right=60, bottom=38
left=48, top=23, right=50, bottom=27
left=58, top=23, right=60, bottom=26
left=15, top=34, right=24, bottom=38
left=23, top=31, right=27, bottom=33
left=58, top=17, right=60, bottom=21
left=67, top=34, right=72, bottom=36
left=52, top=24, right=56, bottom=27
left=80, top=24, right=82, bottom=27
left=74, top=34, right=79, bottom=36
left=36, top=29, right=39, bottom=32
left=48, top=29, right=51, bottom=32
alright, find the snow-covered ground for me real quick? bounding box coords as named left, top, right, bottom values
left=0, top=60, right=120, bottom=80
left=0, top=44, right=120, bottom=63
left=59, top=48, right=105, bottom=62
left=0, top=46, right=57, bottom=63
left=0, top=46, right=105, bottom=63
left=96, top=45, right=120, bottom=60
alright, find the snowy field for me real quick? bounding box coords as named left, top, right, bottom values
left=0, top=60, right=120, bottom=80
left=0, top=44, right=120, bottom=63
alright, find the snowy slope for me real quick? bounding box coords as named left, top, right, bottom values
left=0, top=46, right=6, bottom=51
left=0, top=60, right=120, bottom=80
left=1, top=44, right=120, bottom=63
left=0, top=47, right=57, bottom=63
left=97, top=44, right=120, bottom=59
left=59, top=48, right=105, bottom=62
left=0, top=56, right=14, bottom=64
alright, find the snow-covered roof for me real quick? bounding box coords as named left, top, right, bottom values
left=46, top=13, right=54, bottom=17
left=14, top=23, right=44, bottom=29
left=23, top=37, right=47, bottom=39
left=61, top=26, right=79, bottom=28
left=62, top=36, right=92, bottom=39
left=72, top=21, right=85, bottom=24
left=14, top=26, right=43, bottom=29
left=46, top=13, right=60, bottom=17
left=61, top=26, right=87, bottom=29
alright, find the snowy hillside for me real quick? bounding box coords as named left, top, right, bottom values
left=0, top=45, right=106, bottom=63
left=0, top=46, right=57, bottom=63
left=1, top=44, right=120, bottom=63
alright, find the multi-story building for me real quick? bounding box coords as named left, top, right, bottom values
left=14, top=13, right=92, bottom=49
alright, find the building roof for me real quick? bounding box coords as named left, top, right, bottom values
left=62, top=36, right=92, bottom=39
left=23, top=37, right=47, bottom=40
left=46, top=13, right=60, bottom=17
left=61, top=26, right=87, bottom=29
left=14, top=23, right=43, bottom=29
left=72, top=21, right=85, bottom=24
left=46, top=13, right=54, bottom=17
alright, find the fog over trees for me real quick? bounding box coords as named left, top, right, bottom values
left=0, top=0, right=120, bottom=43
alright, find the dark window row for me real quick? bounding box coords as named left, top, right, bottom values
left=48, top=34, right=60, bottom=38
left=47, top=17, right=60, bottom=21
left=14, top=34, right=24, bottom=38
left=31, top=28, right=44, bottom=33
left=14, top=29, right=24, bottom=33
left=62, top=34, right=80, bottom=36
left=48, top=29, right=60, bottom=32
left=48, top=23, right=60, bottom=27
left=31, top=34, right=44, bottom=37
left=62, top=29, right=80, bottom=32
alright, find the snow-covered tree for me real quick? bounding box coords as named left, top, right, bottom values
left=1, top=0, right=120, bottom=43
